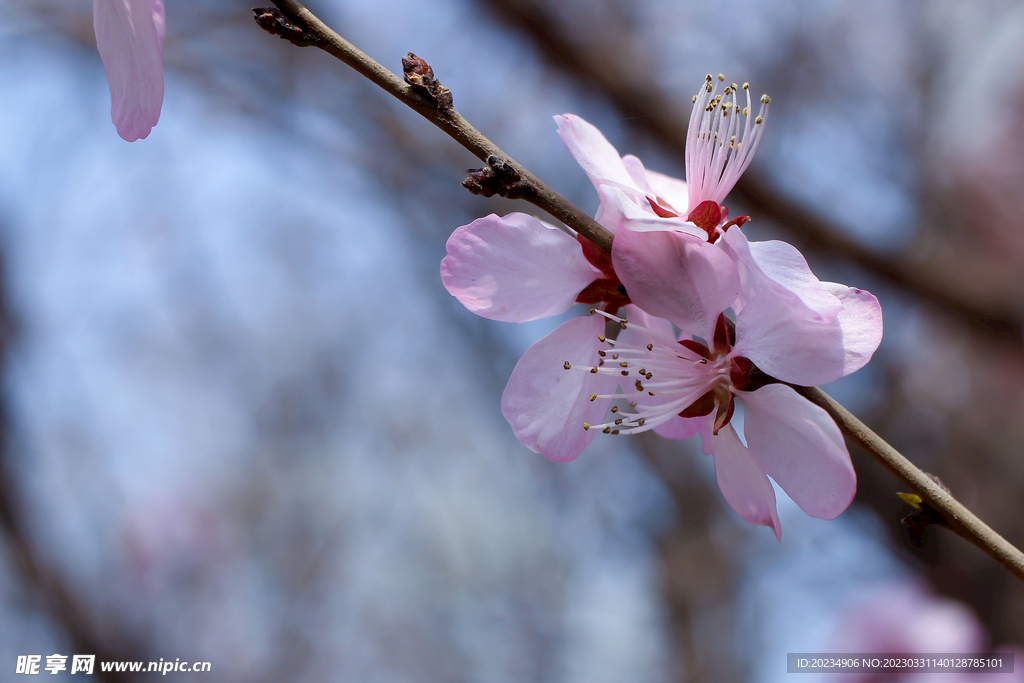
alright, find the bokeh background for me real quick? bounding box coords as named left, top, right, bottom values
left=2, top=0, right=1024, bottom=681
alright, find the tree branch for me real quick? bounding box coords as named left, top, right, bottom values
left=794, top=386, right=1024, bottom=581
left=257, top=2, right=613, bottom=253
left=253, top=0, right=1024, bottom=582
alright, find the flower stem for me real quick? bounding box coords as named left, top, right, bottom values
left=256, top=0, right=1024, bottom=583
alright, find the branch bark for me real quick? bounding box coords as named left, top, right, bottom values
left=255, top=0, right=1024, bottom=583
left=795, top=386, right=1024, bottom=582
left=260, top=1, right=613, bottom=253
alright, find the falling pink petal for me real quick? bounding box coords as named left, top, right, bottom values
left=441, top=213, right=601, bottom=323
left=94, top=0, right=165, bottom=141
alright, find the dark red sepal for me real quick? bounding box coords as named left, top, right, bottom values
left=576, top=234, right=615, bottom=277
left=729, top=356, right=778, bottom=392
left=719, top=214, right=750, bottom=234
left=647, top=196, right=680, bottom=218
left=713, top=313, right=734, bottom=354
left=678, top=390, right=715, bottom=418
left=686, top=200, right=722, bottom=234
left=678, top=339, right=713, bottom=360
left=712, top=396, right=735, bottom=435
left=576, top=278, right=630, bottom=311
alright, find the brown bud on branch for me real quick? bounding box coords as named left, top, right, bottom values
left=252, top=7, right=321, bottom=47
left=401, top=53, right=453, bottom=109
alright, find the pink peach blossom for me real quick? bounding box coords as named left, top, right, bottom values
left=574, top=227, right=882, bottom=538
left=555, top=75, right=769, bottom=242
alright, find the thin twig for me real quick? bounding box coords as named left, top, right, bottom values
left=795, top=386, right=1024, bottom=581
left=255, top=0, right=1024, bottom=582
left=260, top=1, right=613, bottom=253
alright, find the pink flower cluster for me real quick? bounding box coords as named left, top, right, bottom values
left=441, top=75, right=883, bottom=539
left=93, top=0, right=165, bottom=141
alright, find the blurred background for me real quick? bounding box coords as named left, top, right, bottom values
left=1, top=0, right=1024, bottom=680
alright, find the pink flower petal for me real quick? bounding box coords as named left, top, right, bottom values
left=740, top=383, right=856, bottom=520
left=619, top=303, right=676, bottom=342
left=642, top=167, right=690, bottom=216
left=501, top=315, right=618, bottom=462
left=598, top=186, right=706, bottom=237
left=721, top=227, right=843, bottom=322
left=619, top=154, right=691, bottom=216
left=441, top=213, right=600, bottom=323
left=707, top=424, right=782, bottom=540
left=654, top=414, right=703, bottom=440
left=93, top=0, right=165, bottom=142
left=612, top=227, right=739, bottom=341
left=620, top=155, right=655, bottom=195
left=734, top=280, right=883, bottom=386
left=554, top=114, right=639, bottom=192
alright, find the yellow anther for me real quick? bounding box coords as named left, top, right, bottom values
left=611, top=406, right=619, bottom=413
left=611, top=429, right=620, bottom=435
left=598, top=335, right=606, bottom=342
left=583, top=422, right=591, bottom=431
left=646, top=344, right=653, bottom=351
left=563, top=361, right=571, bottom=370
left=589, top=393, right=597, bottom=402
left=755, top=116, right=763, bottom=124
left=761, top=94, right=771, bottom=104
left=614, top=419, right=623, bottom=426
left=612, top=353, right=619, bottom=360
left=705, top=74, right=713, bottom=82
left=718, top=73, right=725, bottom=81
left=743, top=107, right=748, bottom=116
left=635, top=380, right=644, bottom=391
left=620, top=370, right=629, bottom=376
left=743, top=82, right=749, bottom=90
left=603, top=427, right=611, bottom=434
left=597, top=350, right=606, bottom=357
left=590, top=367, right=598, bottom=374
left=638, top=418, right=646, bottom=426
left=692, top=95, right=697, bottom=103
left=619, top=362, right=628, bottom=368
